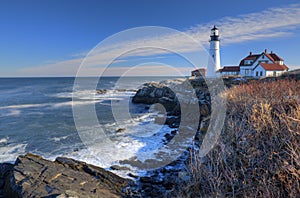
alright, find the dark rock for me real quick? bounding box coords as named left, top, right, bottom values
left=165, top=117, right=180, bottom=128
left=0, top=163, right=13, bottom=198
left=2, top=153, right=129, bottom=198
left=96, top=89, right=108, bottom=94
left=132, top=82, right=177, bottom=112
left=116, top=128, right=126, bottom=133
left=0, top=163, right=13, bottom=178
left=171, top=130, right=177, bottom=135
left=164, top=133, right=173, bottom=141
left=127, top=173, right=138, bottom=179
left=162, top=181, right=175, bottom=190
left=110, top=165, right=131, bottom=171
left=132, top=78, right=211, bottom=125
left=139, top=176, right=153, bottom=183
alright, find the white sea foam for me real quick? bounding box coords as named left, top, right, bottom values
left=0, top=109, right=22, bottom=117
left=66, top=111, right=177, bottom=177
left=53, top=90, right=96, bottom=100
left=50, top=101, right=98, bottom=108
left=0, top=143, right=27, bottom=163
left=0, top=89, right=135, bottom=114
left=62, top=144, right=146, bottom=178
left=0, top=100, right=100, bottom=112
left=50, top=135, right=69, bottom=142
left=0, top=137, right=9, bottom=144
left=7, top=109, right=21, bottom=116
left=50, top=92, right=74, bottom=99
left=94, top=90, right=136, bottom=101
left=0, top=103, right=47, bottom=109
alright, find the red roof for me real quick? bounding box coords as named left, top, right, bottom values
left=260, top=63, right=288, bottom=71
left=265, top=53, right=283, bottom=62
left=220, top=66, right=240, bottom=72
left=244, top=55, right=260, bottom=60
left=239, top=54, right=260, bottom=65
left=239, top=51, right=284, bottom=66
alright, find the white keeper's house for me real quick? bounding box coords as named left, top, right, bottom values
left=220, top=49, right=289, bottom=78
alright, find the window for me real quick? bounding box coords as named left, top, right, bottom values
left=245, top=69, right=249, bottom=75
left=245, top=60, right=253, bottom=65
left=273, top=71, right=276, bottom=76
left=258, top=60, right=268, bottom=64
left=256, top=71, right=258, bottom=76
left=260, top=71, right=263, bottom=76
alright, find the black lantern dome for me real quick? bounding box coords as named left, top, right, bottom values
left=210, top=25, right=220, bottom=41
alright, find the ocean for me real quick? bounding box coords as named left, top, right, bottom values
left=0, top=76, right=181, bottom=176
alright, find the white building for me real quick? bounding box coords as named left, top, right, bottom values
left=206, top=26, right=221, bottom=77
left=220, top=49, right=289, bottom=78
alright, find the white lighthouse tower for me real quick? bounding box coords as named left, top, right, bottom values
left=207, top=25, right=221, bottom=77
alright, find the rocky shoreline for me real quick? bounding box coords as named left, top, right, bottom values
left=0, top=152, right=192, bottom=198
left=1, top=77, right=213, bottom=197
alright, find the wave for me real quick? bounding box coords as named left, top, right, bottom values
left=50, top=89, right=134, bottom=100
left=50, top=101, right=98, bottom=108
left=0, top=143, right=27, bottom=163
left=0, top=109, right=21, bottom=117
left=0, top=100, right=99, bottom=112
left=0, top=137, right=9, bottom=144
left=50, top=135, right=69, bottom=142
left=64, top=111, right=176, bottom=177
left=49, top=90, right=95, bottom=99
left=0, top=103, right=47, bottom=109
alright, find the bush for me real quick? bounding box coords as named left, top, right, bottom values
left=179, top=79, right=300, bottom=197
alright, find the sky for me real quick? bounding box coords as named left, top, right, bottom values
left=1, top=0, right=300, bottom=77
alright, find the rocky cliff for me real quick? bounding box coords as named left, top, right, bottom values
left=132, top=77, right=211, bottom=128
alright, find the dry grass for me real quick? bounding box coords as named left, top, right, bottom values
left=178, top=79, right=300, bottom=197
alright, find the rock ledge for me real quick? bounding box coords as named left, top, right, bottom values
left=0, top=153, right=130, bottom=198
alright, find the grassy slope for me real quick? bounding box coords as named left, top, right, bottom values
left=177, top=79, right=300, bottom=197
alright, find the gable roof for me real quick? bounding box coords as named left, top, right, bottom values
left=244, top=54, right=260, bottom=60
left=239, top=54, right=260, bottom=65
left=239, top=51, right=284, bottom=66
left=220, top=66, right=240, bottom=72
left=260, top=63, right=288, bottom=71
left=265, top=53, right=283, bottom=62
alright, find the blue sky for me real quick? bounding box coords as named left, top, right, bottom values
left=1, top=0, right=300, bottom=76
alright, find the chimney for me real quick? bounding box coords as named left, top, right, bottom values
left=264, top=49, right=267, bottom=53
left=249, top=51, right=252, bottom=56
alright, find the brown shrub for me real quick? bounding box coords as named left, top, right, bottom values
left=178, top=79, right=300, bottom=197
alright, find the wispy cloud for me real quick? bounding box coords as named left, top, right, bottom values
left=19, top=4, right=300, bottom=76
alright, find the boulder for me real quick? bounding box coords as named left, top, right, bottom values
left=96, top=89, right=108, bottom=94
left=132, top=78, right=210, bottom=117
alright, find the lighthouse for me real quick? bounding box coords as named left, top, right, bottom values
left=207, top=25, right=221, bottom=77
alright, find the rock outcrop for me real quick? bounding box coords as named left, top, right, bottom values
left=1, top=153, right=130, bottom=198
left=132, top=77, right=211, bottom=127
